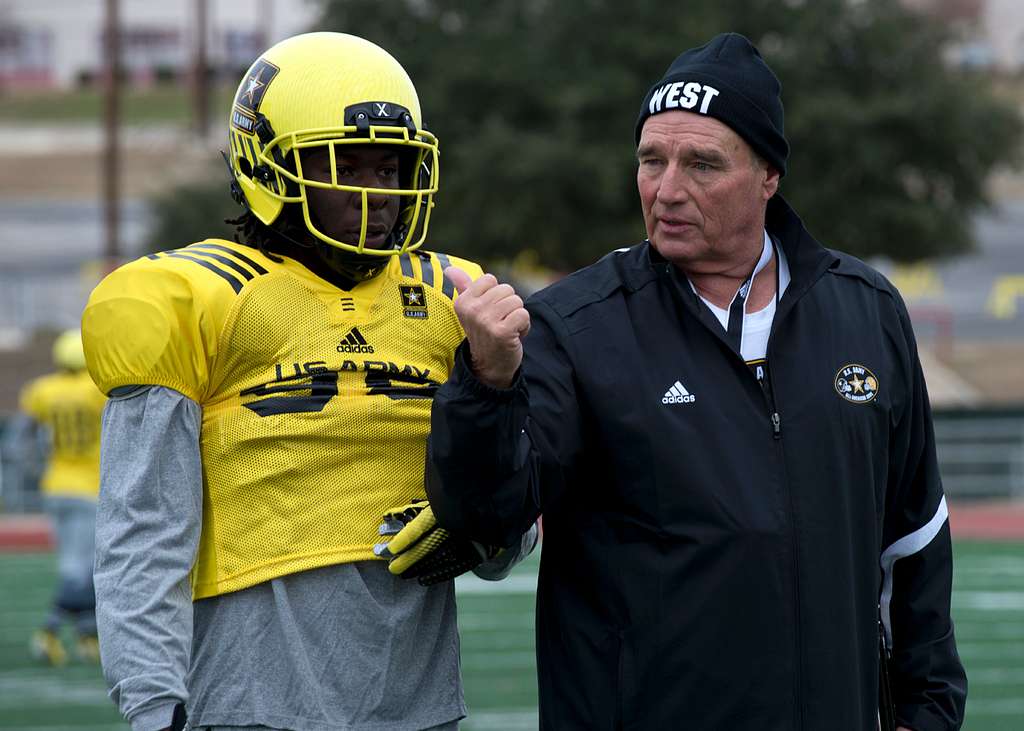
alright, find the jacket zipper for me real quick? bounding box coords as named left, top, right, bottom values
left=658, top=239, right=836, bottom=729
left=764, top=352, right=803, bottom=730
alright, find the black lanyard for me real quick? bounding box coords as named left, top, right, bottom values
left=725, top=237, right=780, bottom=355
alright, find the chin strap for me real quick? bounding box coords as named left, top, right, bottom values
left=314, top=242, right=391, bottom=283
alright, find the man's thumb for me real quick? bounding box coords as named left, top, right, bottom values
left=443, top=266, right=473, bottom=294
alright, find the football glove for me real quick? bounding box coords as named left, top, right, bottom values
left=374, top=499, right=500, bottom=586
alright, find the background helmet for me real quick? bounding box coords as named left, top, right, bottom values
left=52, top=329, right=85, bottom=371
left=226, top=32, right=439, bottom=256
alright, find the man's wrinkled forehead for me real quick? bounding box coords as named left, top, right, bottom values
left=638, top=111, right=744, bottom=157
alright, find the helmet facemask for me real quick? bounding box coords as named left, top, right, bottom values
left=234, top=104, right=438, bottom=259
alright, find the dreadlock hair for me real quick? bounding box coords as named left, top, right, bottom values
left=224, top=205, right=313, bottom=263
left=224, top=203, right=391, bottom=287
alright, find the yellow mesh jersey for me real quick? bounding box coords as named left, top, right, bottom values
left=19, top=369, right=106, bottom=499
left=82, top=239, right=482, bottom=598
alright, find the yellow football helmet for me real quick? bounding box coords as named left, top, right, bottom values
left=226, top=32, right=439, bottom=256
left=53, top=329, right=86, bottom=371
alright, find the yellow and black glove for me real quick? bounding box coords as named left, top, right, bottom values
left=374, top=499, right=500, bottom=586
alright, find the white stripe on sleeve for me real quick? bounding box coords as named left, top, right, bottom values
left=878, top=495, right=948, bottom=648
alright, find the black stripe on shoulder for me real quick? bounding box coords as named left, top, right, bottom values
left=183, top=248, right=255, bottom=281
left=434, top=253, right=455, bottom=299
left=189, top=243, right=269, bottom=275
left=146, top=254, right=160, bottom=260
left=416, top=252, right=435, bottom=287
left=399, top=253, right=414, bottom=278
left=164, top=253, right=243, bottom=294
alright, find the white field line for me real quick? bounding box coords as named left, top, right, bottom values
left=956, top=642, right=1024, bottom=660
left=456, top=574, right=537, bottom=595
left=459, top=613, right=534, bottom=631
left=967, top=697, right=1024, bottom=715
left=953, top=557, right=1024, bottom=576
left=0, top=673, right=111, bottom=708
left=953, top=591, right=1024, bottom=610
left=2, top=726, right=124, bottom=731
left=951, top=620, right=1024, bottom=640
left=463, top=709, right=538, bottom=730
left=967, top=667, right=1024, bottom=685
left=461, top=651, right=536, bottom=671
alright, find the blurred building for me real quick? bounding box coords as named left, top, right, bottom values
left=904, top=0, right=1024, bottom=71
left=0, top=0, right=322, bottom=412
left=0, top=0, right=318, bottom=90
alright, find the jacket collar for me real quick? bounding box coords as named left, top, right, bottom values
left=765, top=194, right=837, bottom=296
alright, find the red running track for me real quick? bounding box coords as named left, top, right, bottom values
left=0, top=502, right=1022, bottom=552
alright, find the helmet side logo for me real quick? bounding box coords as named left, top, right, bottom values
left=232, top=58, right=280, bottom=133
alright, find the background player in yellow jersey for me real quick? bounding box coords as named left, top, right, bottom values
left=18, top=329, right=106, bottom=666
left=82, top=33, right=535, bottom=731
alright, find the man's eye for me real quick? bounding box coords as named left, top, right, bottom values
left=693, top=161, right=712, bottom=172
left=335, top=166, right=355, bottom=178
left=380, top=165, right=399, bottom=178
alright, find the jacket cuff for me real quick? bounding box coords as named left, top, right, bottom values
left=449, top=340, right=523, bottom=403
left=896, top=704, right=958, bottom=731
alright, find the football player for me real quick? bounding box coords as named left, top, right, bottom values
left=19, top=329, right=106, bottom=666
left=83, top=32, right=536, bottom=731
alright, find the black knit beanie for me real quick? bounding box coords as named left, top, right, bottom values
left=635, top=32, right=788, bottom=176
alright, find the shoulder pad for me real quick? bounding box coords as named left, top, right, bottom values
left=82, top=248, right=243, bottom=400
left=147, top=239, right=274, bottom=295
left=18, top=376, right=46, bottom=417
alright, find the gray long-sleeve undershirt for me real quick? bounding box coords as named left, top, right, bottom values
left=95, top=386, right=535, bottom=731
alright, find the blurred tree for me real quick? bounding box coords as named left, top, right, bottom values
left=144, top=0, right=1021, bottom=267
left=144, top=171, right=238, bottom=253
left=304, top=0, right=1022, bottom=268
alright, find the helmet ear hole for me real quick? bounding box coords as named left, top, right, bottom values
left=237, top=157, right=254, bottom=178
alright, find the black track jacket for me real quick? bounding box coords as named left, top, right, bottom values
left=428, top=197, right=966, bottom=730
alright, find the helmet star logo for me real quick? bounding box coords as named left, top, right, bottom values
left=405, top=290, right=422, bottom=305
left=243, top=73, right=265, bottom=105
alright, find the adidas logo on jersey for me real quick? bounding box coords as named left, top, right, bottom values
left=336, top=327, right=375, bottom=354
left=662, top=380, right=695, bottom=405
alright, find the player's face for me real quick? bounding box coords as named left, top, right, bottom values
left=302, top=145, right=402, bottom=250
left=636, top=111, right=779, bottom=274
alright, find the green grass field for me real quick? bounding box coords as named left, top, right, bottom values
left=0, top=543, right=1020, bottom=730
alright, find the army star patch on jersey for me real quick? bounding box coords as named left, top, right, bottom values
left=834, top=363, right=879, bottom=404
left=400, top=285, right=428, bottom=319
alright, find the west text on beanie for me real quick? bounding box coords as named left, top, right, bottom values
left=635, top=32, right=789, bottom=176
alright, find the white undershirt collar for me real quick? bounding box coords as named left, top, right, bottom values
left=692, top=230, right=791, bottom=361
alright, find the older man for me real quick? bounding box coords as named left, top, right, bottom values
left=431, top=32, right=966, bottom=730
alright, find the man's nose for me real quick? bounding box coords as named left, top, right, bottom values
left=656, top=162, right=691, bottom=206
left=358, top=190, right=389, bottom=210
left=353, top=176, right=390, bottom=210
